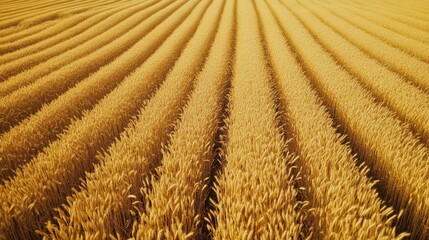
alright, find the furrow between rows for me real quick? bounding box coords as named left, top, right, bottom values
left=298, top=0, right=429, bottom=92
left=0, top=0, right=183, bottom=134
left=0, top=0, right=183, bottom=182
left=0, top=0, right=208, bottom=238
left=135, top=0, right=232, bottom=238
left=0, top=0, right=159, bottom=92
left=0, top=0, right=132, bottom=57
left=291, top=0, right=429, bottom=147
left=210, top=1, right=304, bottom=238
left=257, top=0, right=405, bottom=239
left=271, top=0, right=429, bottom=238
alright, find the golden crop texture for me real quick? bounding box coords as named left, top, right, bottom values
left=0, top=0, right=428, bottom=239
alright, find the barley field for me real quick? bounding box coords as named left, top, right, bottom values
left=0, top=0, right=428, bottom=239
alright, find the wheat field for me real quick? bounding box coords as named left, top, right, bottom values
left=0, top=0, right=428, bottom=239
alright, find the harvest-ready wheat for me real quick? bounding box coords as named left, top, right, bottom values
left=0, top=0, right=428, bottom=239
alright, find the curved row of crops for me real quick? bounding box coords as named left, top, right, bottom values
left=0, top=0, right=428, bottom=239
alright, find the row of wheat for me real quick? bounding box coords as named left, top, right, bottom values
left=0, top=0, right=429, bottom=239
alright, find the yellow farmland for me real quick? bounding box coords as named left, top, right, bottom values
left=0, top=0, right=428, bottom=239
